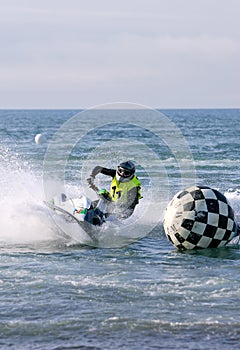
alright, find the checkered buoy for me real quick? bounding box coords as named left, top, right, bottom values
left=163, top=185, right=236, bottom=250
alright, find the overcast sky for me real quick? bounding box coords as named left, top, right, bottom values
left=0, top=0, right=239, bottom=109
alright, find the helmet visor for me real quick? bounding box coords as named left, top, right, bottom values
left=117, top=166, right=132, bottom=178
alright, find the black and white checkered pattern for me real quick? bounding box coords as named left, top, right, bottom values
left=163, top=185, right=236, bottom=250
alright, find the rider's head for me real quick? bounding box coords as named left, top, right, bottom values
left=116, top=160, right=135, bottom=183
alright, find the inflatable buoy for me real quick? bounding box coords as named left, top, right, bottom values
left=35, top=133, right=47, bottom=144
left=163, top=185, right=236, bottom=250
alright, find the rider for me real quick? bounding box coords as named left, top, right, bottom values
left=87, top=160, right=142, bottom=219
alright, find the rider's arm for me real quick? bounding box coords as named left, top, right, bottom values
left=87, top=166, right=115, bottom=192
left=91, top=166, right=115, bottom=178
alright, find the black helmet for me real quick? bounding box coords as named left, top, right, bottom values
left=116, top=160, right=135, bottom=182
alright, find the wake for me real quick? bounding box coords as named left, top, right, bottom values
left=0, top=146, right=57, bottom=246
left=0, top=146, right=162, bottom=249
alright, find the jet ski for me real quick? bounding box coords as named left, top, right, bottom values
left=44, top=190, right=111, bottom=243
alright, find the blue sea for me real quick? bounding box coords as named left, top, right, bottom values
left=0, top=107, right=240, bottom=349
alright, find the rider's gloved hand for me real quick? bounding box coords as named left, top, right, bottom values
left=86, top=175, right=99, bottom=192
left=87, top=175, right=95, bottom=186
left=98, top=189, right=112, bottom=201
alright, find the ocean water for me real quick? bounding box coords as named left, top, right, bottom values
left=0, top=107, right=240, bottom=349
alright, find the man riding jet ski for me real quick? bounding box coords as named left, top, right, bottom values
left=87, top=160, right=142, bottom=221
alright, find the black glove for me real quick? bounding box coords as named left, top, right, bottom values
left=87, top=175, right=99, bottom=192
left=87, top=175, right=95, bottom=186
left=98, top=189, right=112, bottom=202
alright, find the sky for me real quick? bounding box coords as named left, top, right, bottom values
left=0, top=0, right=239, bottom=109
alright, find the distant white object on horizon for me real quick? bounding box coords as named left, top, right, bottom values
left=35, top=133, right=47, bottom=144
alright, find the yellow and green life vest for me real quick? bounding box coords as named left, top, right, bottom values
left=109, top=175, right=142, bottom=203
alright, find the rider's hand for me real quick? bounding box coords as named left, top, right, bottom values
left=87, top=175, right=95, bottom=186
left=98, top=189, right=112, bottom=201
left=87, top=175, right=99, bottom=192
